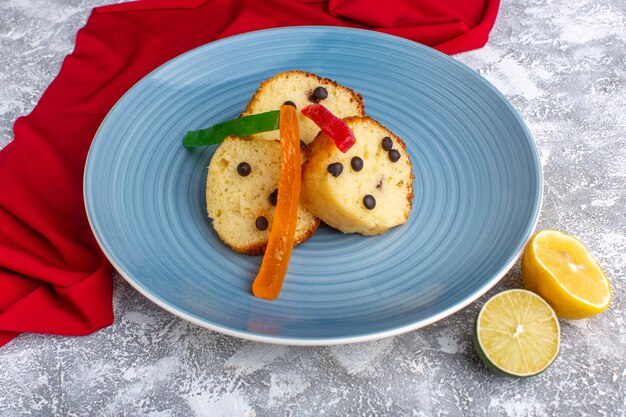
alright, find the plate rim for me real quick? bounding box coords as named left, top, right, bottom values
left=84, top=26, right=543, bottom=345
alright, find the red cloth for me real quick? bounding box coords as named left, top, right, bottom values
left=0, top=0, right=499, bottom=347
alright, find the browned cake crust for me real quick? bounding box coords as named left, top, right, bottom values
left=243, top=70, right=365, bottom=117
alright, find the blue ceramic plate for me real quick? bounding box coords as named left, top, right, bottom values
left=84, top=27, right=542, bottom=345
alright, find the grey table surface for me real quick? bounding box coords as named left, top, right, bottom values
left=1, top=0, right=625, bottom=416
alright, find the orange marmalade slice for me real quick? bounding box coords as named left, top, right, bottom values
left=252, top=105, right=301, bottom=300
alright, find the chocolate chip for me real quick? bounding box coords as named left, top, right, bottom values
left=237, top=162, right=251, bottom=176
left=351, top=156, right=364, bottom=172
left=283, top=100, right=297, bottom=109
left=327, top=162, right=343, bottom=177
left=388, top=149, right=401, bottom=162
left=255, top=216, right=269, bottom=231
left=269, top=188, right=278, bottom=206
left=300, top=139, right=307, bottom=149
left=363, top=195, right=376, bottom=210
left=381, top=136, right=393, bottom=151
left=312, top=86, right=328, bottom=101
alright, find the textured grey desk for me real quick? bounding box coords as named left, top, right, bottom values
left=1, top=1, right=624, bottom=415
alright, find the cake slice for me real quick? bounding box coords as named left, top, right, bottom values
left=301, top=116, right=414, bottom=236
left=206, top=136, right=319, bottom=255
left=242, top=70, right=365, bottom=145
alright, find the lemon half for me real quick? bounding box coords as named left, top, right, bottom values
left=521, top=229, right=611, bottom=319
left=473, top=289, right=560, bottom=377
